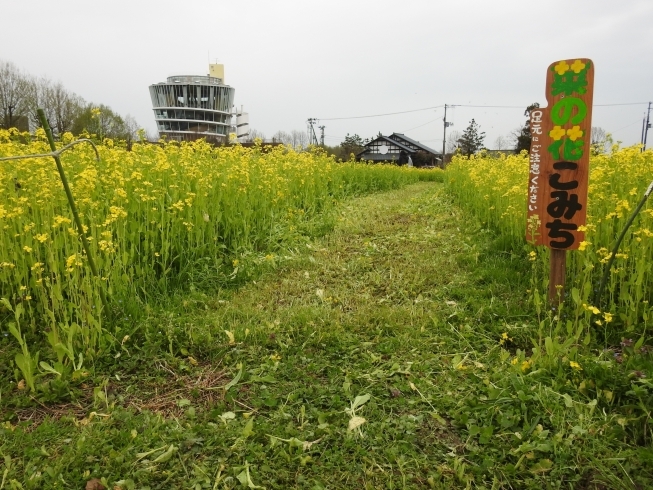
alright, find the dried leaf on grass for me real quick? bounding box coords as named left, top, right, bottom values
left=348, top=416, right=367, bottom=431
left=85, top=478, right=106, bottom=490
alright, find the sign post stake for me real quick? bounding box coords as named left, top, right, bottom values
left=526, top=58, right=594, bottom=307
left=549, top=249, right=566, bottom=303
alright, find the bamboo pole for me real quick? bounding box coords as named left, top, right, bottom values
left=37, top=109, right=108, bottom=313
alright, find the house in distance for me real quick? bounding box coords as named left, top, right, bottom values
left=358, top=133, right=442, bottom=167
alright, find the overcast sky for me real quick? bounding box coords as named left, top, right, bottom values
left=2, top=0, right=652, bottom=148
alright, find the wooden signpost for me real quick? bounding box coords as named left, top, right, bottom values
left=526, top=59, right=595, bottom=303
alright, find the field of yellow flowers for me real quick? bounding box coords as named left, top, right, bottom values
left=446, top=146, right=653, bottom=342
left=0, top=129, right=439, bottom=380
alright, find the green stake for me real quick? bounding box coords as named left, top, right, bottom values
left=36, top=109, right=109, bottom=313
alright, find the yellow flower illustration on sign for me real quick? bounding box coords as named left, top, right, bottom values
left=570, top=60, right=586, bottom=74
left=549, top=126, right=566, bottom=141
left=554, top=61, right=570, bottom=75
left=566, top=126, right=584, bottom=141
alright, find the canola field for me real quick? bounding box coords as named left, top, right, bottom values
left=0, top=129, right=439, bottom=372
left=446, top=146, right=653, bottom=341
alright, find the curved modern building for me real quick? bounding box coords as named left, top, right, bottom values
left=149, top=64, right=236, bottom=143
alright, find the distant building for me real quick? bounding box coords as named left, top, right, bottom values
left=358, top=133, right=442, bottom=167
left=234, top=105, right=250, bottom=141
left=149, top=64, right=249, bottom=144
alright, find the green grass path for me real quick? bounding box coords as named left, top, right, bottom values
left=4, top=182, right=644, bottom=489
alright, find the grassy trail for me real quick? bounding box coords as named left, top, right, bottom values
left=5, top=182, right=641, bottom=489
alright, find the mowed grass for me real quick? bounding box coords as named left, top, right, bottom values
left=1, top=182, right=651, bottom=489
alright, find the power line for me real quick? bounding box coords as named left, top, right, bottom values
left=401, top=115, right=442, bottom=133
left=612, top=120, right=645, bottom=134
left=449, top=102, right=649, bottom=108
left=454, top=104, right=523, bottom=108
left=319, top=101, right=650, bottom=121
left=320, top=105, right=444, bottom=121
left=596, top=102, right=649, bottom=107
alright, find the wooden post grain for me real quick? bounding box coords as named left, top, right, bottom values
left=549, top=249, right=566, bottom=304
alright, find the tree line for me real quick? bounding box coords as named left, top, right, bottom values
left=0, top=60, right=140, bottom=142
left=253, top=105, right=611, bottom=162
left=446, top=105, right=610, bottom=157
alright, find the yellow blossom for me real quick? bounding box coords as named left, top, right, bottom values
left=65, top=254, right=83, bottom=271
left=554, top=61, right=570, bottom=75
left=549, top=126, right=566, bottom=141
left=569, top=59, right=586, bottom=74
left=23, top=246, right=32, bottom=253
left=569, top=361, right=582, bottom=371
left=566, top=126, right=584, bottom=141
left=52, top=215, right=72, bottom=227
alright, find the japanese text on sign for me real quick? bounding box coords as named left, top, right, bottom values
left=526, top=59, right=594, bottom=250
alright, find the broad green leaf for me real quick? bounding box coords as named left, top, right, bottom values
left=219, top=411, right=236, bottom=423
left=351, top=393, right=371, bottom=411
left=563, top=394, right=573, bottom=408
left=136, top=445, right=167, bottom=460
left=250, top=375, right=277, bottom=384
left=0, top=297, right=12, bottom=311
left=224, top=363, right=243, bottom=391
left=529, top=458, right=553, bottom=474
left=152, top=445, right=177, bottom=463
left=39, top=361, right=62, bottom=376
left=571, top=287, right=580, bottom=305
left=236, top=463, right=264, bottom=489
left=7, top=323, right=22, bottom=345
left=242, top=418, right=255, bottom=438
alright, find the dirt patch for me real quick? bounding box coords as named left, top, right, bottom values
left=416, top=414, right=464, bottom=453
left=10, top=362, right=227, bottom=430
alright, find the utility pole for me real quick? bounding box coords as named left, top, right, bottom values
left=643, top=102, right=652, bottom=151
left=442, top=104, right=453, bottom=166
left=307, top=118, right=319, bottom=146
left=642, top=117, right=647, bottom=147
left=319, top=125, right=325, bottom=146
